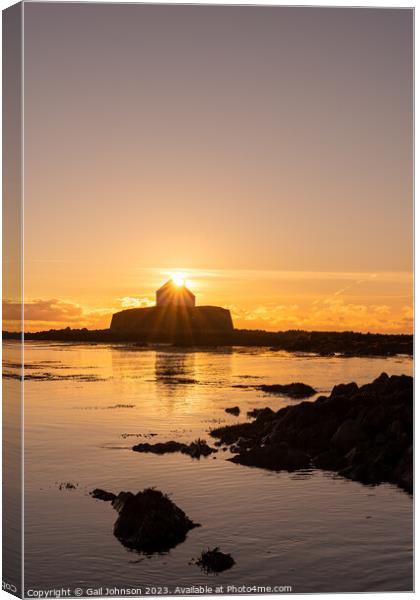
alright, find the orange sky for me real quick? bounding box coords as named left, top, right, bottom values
left=3, top=5, right=413, bottom=334
left=3, top=267, right=413, bottom=334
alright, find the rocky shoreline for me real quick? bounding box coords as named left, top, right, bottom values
left=210, top=373, right=413, bottom=493
left=88, top=372, right=412, bottom=570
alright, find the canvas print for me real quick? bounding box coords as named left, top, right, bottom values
left=2, top=3, right=413, bottom=597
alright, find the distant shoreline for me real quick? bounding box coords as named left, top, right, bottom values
left=3, top=328, right=413, bottom=357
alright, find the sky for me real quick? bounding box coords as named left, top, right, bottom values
left=4, top=3, right=413, bottom=333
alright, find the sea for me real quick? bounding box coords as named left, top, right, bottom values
left=3, top=340, right=413, bottom=594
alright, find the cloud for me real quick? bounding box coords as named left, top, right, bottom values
left=228, top=298, right=412, bottom=334
left=227, top=303, right=301, bottom=328
left=308, top=297, right=411, bottom=333
left=3, top=298, right=113, bottom=331
left=4, top=298, right=82, bottom=322
left=117, top=296, right=154, bottom=309
left=2, top=295, right=154, bottom=332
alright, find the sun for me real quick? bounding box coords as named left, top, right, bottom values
left=171, top=272, right=186, bottom=287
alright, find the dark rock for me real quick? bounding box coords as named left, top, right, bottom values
left=258, top=382, right=317, bottom=399
left=331, top=419, right=368, bottom=453
left=230, top=443, right=311, bottom=471
left=313, top=450, right=342, bottom=470
left=225, top=406, right=240, bottom=416
left=133, top=441, right=185, bottom=454
left=195, top=547, right=235, bottom=573
left=372, top=372, right=390, bottom=389
left=187, top=439, right=217, bottom=458
left=100, top=488, right=200, bottom=553
left=330, top=382, right=358, bottom=399
left=132, top=439, right=217, bottom=459
left=360, top=405, right=386, bottom=434
left=375, top=433, right=386, bottom=445
left=91, top=488, right=117, bottom=502
left=390, top=419, right=403, bottom=436
left=229, top=437, right=253, bottom=453
left=394, top=445, right=413, bottom=493
left=210, top=422, right=261, bottom=446
left=247, top=407, right=275, bottom=420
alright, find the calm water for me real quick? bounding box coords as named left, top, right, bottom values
left=4, top=341, right=413, bottom=594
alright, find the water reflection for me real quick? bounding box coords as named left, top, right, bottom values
left=155, top=350, right=197, bottom=385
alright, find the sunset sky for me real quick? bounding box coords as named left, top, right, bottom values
left=4, top=4, right=413, bottom=333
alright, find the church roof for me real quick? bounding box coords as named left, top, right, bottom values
left=157, top=279, right=195, bottom=298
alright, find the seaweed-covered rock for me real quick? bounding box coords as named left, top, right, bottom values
left=195, top=548, right=235, bottom=573
left=132, top=439, right=216, bottom=458
left=92, top=488, right=200, bottom=553
left=225, top=406, right=240, bottom=416
left=258, top=382, right=316, bottom=399
left=90, top=488, right=117, bottom=502
left=132, top=441, right=185, bottom=454
left=187, top=439, right=217, bottom=458
left=210, top=421, right=265, bottom=447
left=210, top=373, right=413, bottom=493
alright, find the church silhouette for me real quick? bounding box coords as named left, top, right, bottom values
left=110, top=279, right=233, bottom=343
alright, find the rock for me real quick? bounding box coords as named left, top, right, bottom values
left=375, top=433, right=386, bottom=445
left=210, top=422, right=261, bottom=446
left=230, top=443, right=311, bottom=471
left=210, top=373, right=412, bottom=493
left=372, top=372, right=390, bottom=388
left=229, top=436, right=253, bottom=454
left=258, top=382, right=316, bottom=399
left=313, top=450, right=342, bottom=470
left=262, top=428, right=283, bottom=445
left=225, top=406, right=240, bottom=416
left=330, top=382, right=358, bottom=399
left=393, top=445, right=413, bottom=493
left=187, top=439, right=217, bottom=458
left=195, top=547, right=235, bottom=573
left=360, top=405, right=386, bottom=434
left=95, top=488, right=201, bottom=553
left=390, top=419, right=403, bottom=436
left=132, top=439, right=217, bottom=459
left=133, top=441, right=185, bottom=454
left=247, top=407, right=275, bottom=420
left=331, top=419, right=368, bottom=453
left=90, top=488, right=117, bottom=502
